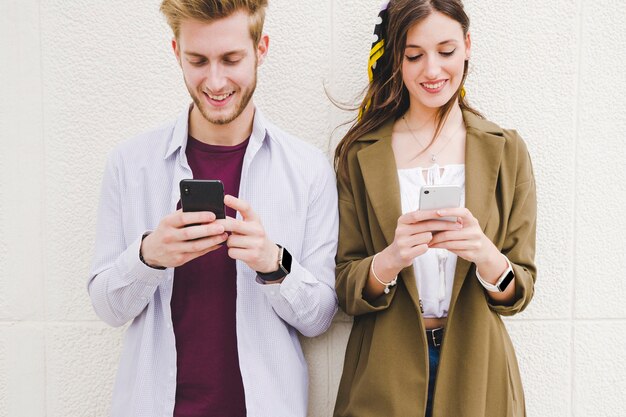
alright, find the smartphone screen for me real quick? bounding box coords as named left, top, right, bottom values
left=419, top=184, right=462, bottom=222
left=179, top=179, right=226, bottom=219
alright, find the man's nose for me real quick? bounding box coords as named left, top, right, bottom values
left=204, top=65, right=227, bottom=93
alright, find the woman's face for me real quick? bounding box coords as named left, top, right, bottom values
left=401, top=11, right=471, bottom=113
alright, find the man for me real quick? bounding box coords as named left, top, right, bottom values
left=87, top=1, right=338, bottom=416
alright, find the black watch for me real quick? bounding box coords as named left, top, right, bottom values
left=257, top=245, right=292, bottom=281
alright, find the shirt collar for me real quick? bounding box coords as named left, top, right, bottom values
left=163, top=103, right=271, bottom=160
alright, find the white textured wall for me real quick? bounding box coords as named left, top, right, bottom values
left=1, top=0, right=625, bottom=416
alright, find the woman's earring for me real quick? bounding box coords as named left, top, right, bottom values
left=461, top=86, right=466, bottom=98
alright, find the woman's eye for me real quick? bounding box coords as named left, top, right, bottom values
left=440, top=49, right=456, bottom=57
left=405, top=54, right=423, bottom=62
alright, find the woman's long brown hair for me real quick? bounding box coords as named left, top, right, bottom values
left=334, top=0, right=483, bottom=178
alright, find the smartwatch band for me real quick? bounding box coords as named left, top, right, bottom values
left=257, top=244, right=292, bottom=282
left=475, top=256, right=515, bottom=293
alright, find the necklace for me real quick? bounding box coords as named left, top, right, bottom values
left=402, top=113, right=464, bottom=163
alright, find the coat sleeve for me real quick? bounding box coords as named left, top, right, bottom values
left=334, top=160, right=398, bottom=317
left=488, top=131, right=537, bottom=316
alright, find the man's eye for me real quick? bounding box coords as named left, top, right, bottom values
left=190, top=60, right=206, bottom=66
left=224, top=59, right=241, bottom=65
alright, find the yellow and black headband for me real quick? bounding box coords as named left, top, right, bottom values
left=368, top=1, right=390, bottom=82
left=362, top=1, right=466, bottom=117
left=360, top=2, right=390, bottom=118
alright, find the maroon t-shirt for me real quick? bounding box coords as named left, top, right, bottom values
left=171, top=136, right=249, bottom=417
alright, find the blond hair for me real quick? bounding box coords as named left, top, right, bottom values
left=160, top=0, right=268, bottom=43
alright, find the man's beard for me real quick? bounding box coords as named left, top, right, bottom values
left=190, top=75, right=257, bottom=126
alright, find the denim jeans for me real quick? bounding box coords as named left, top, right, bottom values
left=425, top=343, right=441, bottom=417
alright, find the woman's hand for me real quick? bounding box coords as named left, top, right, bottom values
left=365, top=210, right=462, bottom=300
left=426, top=208, right=500, bottom=265
left=383, top=210, right=463, bottom=270
left=428, top=208, right=515, bottom=304
left=428, top=208, right=501, bottom=265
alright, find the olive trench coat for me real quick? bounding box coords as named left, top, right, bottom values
left=334, top=111, right=537, bottom=417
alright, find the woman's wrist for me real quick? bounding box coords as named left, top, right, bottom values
left=474, top=248, right=509, bottom=285
left=376, top=248, right=405, bottom=280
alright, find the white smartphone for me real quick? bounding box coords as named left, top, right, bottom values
left=419, top=185, right=462, bottom=222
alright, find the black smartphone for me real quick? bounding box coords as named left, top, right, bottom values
left=179, top=179, right=225, bottom=219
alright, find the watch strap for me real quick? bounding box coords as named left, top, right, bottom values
left=257, top=245, right=291, bottom=281
left=139, top=232, right=167, bottom=270
left=475, top=256, right=514, bottom=293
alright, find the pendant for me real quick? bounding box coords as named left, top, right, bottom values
left=431, top=154, right=436, bottom=162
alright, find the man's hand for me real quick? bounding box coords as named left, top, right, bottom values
left=140, top=210, right=228, bottom=268
left=218, top=195, right=280, bottom=273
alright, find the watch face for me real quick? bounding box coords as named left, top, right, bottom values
left=281, top=248, right=292, bottom=274
left=497, top=270, right=515, bottom=292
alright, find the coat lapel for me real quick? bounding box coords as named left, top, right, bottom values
left=356, top=121, right=425, bottom=310
left=353, top=113, right=506, bottom=316
left=356, top=121, right=400, bottom=248
left=449, top=111, right=506, bottom=311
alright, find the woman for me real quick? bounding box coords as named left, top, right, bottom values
left=333, top=1, right=536, bottom=416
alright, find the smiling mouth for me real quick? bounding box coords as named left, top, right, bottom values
left=421, top=80, right=447, bottom=90
left=204, top=91, right=235, bottom=102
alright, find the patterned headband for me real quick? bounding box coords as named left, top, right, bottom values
left=360, top=1, right=390, bottom=118
left=361, top=1, right=466, bottom=117
left=368, top=1, right=390, bottom=82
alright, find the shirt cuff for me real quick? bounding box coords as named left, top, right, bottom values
left=117, top=235, right=170, bottom=287
left=255, top=258, right=316, bottom=303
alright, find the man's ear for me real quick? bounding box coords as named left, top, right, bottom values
left=256, top=34, right=269, bottom=66
left=172, top=38, right=182, bottom=67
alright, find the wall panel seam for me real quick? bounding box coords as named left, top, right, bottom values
left=571, top=0, right=585, bottom=415
left=37, top=0, right=49, bottom=414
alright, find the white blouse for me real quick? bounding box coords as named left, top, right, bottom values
left=397, top=164, right=465, bottom=318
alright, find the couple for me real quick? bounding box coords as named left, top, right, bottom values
left=88, top=1, right=537, bottom=416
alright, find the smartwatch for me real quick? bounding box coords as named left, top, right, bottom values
left=257, top=244, right=292, bottom=282
left=476, top=257, right=515, bottom=293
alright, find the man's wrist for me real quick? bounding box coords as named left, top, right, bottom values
left=139, top=232, right=166, bottom=270
left=256, top=244, right=291, bottom=281
left=257, top=243, right=280, bottom=274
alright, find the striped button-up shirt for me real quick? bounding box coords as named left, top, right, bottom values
left=88, top=105, right=339, bottom=417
